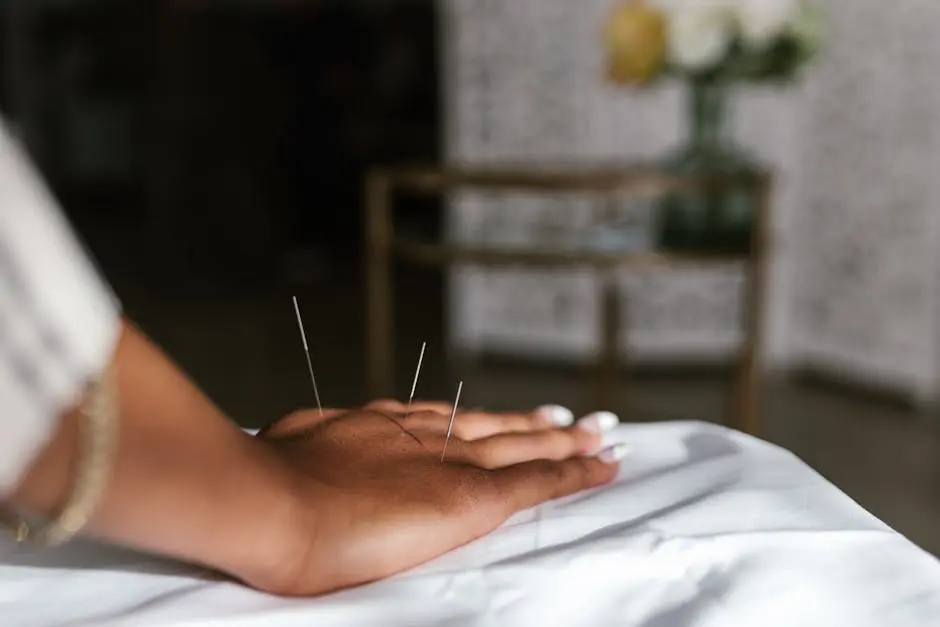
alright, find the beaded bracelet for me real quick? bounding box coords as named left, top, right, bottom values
left=1, top=364, right=118, bottom=546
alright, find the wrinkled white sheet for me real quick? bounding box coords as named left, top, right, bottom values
left=3, top=421, right=940, bottom=627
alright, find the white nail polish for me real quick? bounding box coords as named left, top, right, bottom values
left=538, top=405, right=574, bottom=427
left=598, top=443, right=629, bottom=463
left=577, top=411, right=619, bottom=433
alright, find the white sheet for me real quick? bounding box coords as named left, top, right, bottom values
left=3, top=421, right=940, bottom=627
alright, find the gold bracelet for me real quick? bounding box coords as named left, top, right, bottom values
left=2, top=363, right=118, bottom=547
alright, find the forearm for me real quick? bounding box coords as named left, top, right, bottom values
left=7, top=320, right=295, bottom=580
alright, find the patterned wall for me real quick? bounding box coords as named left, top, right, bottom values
left=443, top=0, right=940, bottom=401
left=789, top=0, right=940, bottom=401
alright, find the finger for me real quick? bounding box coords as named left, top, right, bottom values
left=455, top=405, right=576, bottom=440
left=366, top=399, right=464, bottom=416
left=393, top=409, right=451, bottom=433
left=356, top=407, right=459, bottom=440
left=378, top=400, right=577, bottom=438
left=258, top=408, right=346, bottom=437
left=401, top=403, right=574, bottom=439
left=489, top=446, right=627, bottom=513
left=397, top=406, right=567, bottom=441
left=465, top=426, right=603, bottom=469
left=407, top=401, right=574, bottom=428
left=400, top=400, right=453, bottom=414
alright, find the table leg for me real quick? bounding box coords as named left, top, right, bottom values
left=365, top=172, right=393, bottom=398
left=733, top=178, right=770, bottom=435
left=595, top=274, right=622, bottom=412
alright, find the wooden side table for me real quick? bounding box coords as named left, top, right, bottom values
left=364, top=164, right=771, bottom=436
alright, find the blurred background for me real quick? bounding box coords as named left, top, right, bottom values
left=3, top=1, right=940, bottom=553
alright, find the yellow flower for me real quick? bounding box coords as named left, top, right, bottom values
left=603, top=1, right=668, bottom=85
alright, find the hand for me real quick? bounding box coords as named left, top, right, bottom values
left=248, top=401, right=625, bottom=596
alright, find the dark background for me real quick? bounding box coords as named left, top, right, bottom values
left=0, top=0, right=451, bottom=421
left=0, top=0, right=440, bottom=297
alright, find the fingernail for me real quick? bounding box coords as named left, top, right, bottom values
left=537, top=405, right=574, bottom=427
left=598, top=443, right=629, bottom=463
left=576, top=411, right=619, bottom=433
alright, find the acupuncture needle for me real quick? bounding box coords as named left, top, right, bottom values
left=405, top=341, right=427, bottom=417
left=440, top=381, right=463, bottom=464
left=292, top=296, right=323, bottom=416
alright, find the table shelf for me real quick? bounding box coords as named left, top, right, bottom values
left=392, top=236, right=750, bottom=270
left=365, top=164, right=771, bottom=435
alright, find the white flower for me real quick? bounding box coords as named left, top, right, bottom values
left=735, top=0, right=800, bottom=48
left=666, top=3, right=736, bottom=72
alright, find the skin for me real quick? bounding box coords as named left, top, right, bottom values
left=5, top=320, right=619, bottom=596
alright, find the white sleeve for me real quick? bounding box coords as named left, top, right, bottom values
left=0, top=118, right=121, bottom=496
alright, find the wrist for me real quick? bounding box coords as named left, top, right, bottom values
left=8, top=407, right=81, bottom=519
left=200, top=433, right=313, bottom=591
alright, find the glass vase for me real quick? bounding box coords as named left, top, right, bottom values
left=657, top=77, right=760, bottom=254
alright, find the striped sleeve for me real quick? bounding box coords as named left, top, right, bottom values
left=0, top=118, right=120, bottom=495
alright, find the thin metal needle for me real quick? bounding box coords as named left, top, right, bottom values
left=406, top=341, right=427, bottom=414
left=440, top=381, right=463, bottom=464
left=292, top=296, right=322, bottom=416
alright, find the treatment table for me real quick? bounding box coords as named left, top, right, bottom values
left=3, top=421, right=940, bottom=626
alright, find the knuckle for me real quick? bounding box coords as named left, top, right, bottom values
left=404, top=409, right=443, bottom=426
left=359, top=408, right=389, bottom=421
left=517, top=414, right=542, bottom=430
left=565, top=426, right=600, bottom=452
left=470, top=442, right=503, bottom=469
left=452, top=421, right=475, bottom=438
left=455, top=410, right=489, bottom=427
left=419, top=402, right=452, bottom=414
left=364, top=398, right=401, bottom=410
left=527, top=411, right=550, bottom=426
left=259, top=410, right=314, bottom=437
